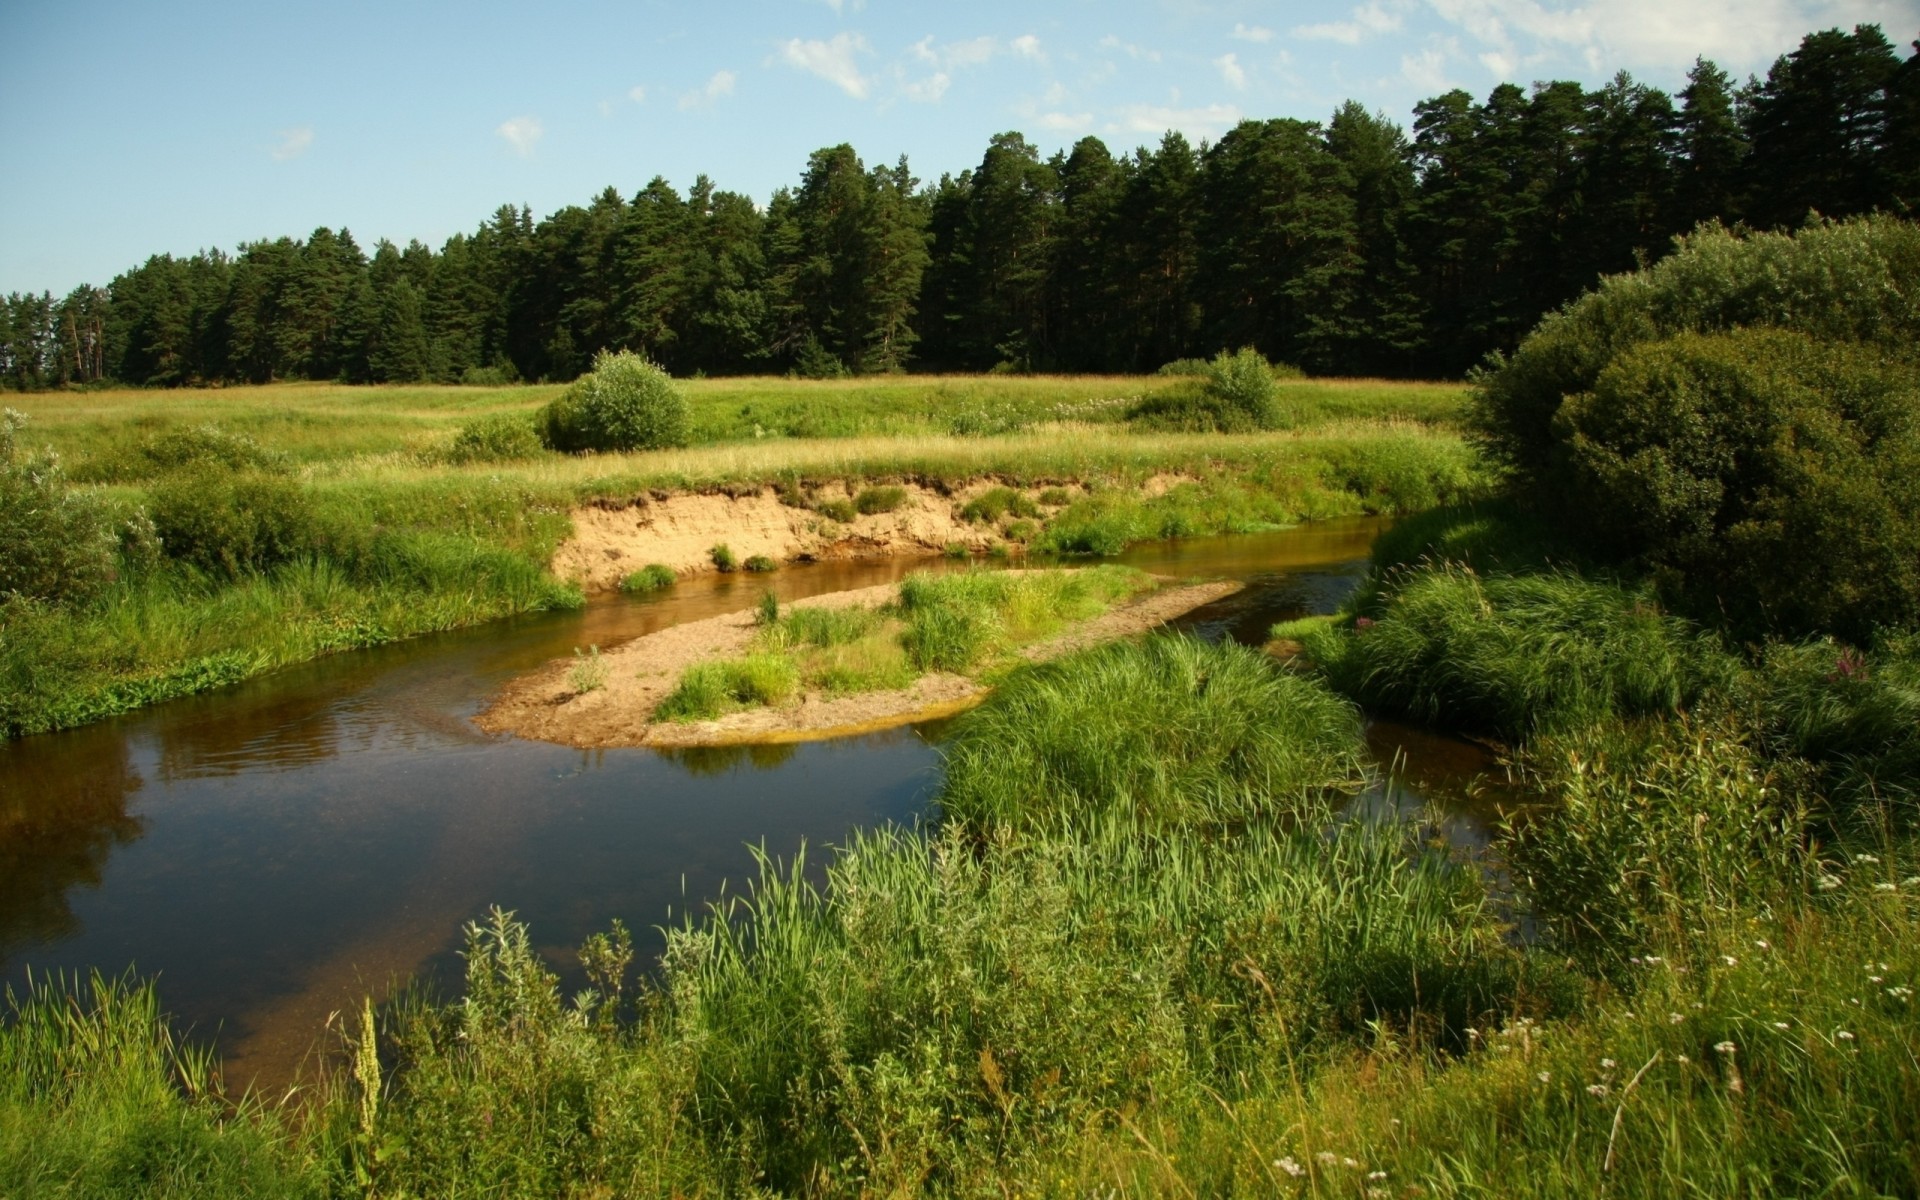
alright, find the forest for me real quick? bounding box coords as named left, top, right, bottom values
left=4, top=23, right=1916, bottom=390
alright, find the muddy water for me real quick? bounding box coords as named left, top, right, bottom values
left=0, top=517, right=1504, bottom=1085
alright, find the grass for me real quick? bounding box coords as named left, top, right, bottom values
left=939, top=634, right=1367, bottom=831
left=1299, top=564, right=1736, bottom=741
left=621, top=562, right=677, bottom=592
left=4, top=624, right=1919, bottom=1195
left=653, top=566, right=1155, bottom=721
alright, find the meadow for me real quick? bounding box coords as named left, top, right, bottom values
left=1, top=373, right=1481, bottom=739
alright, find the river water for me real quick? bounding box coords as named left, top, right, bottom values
left=0, top=517, right=1506, bottom=1085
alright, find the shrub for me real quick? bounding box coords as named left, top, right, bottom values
left=569, top=645, right=608, bottom=692
left=0, top=409, right=117, bottom=604
left=1472, top=216, right=1920, bottom=491
left=655, top=652, right=799, bottom=720
left=853, top=485, right=907, bottom=515
left=756, top=590, right=780, bottom=627
left=940, top=635, right=1365, bottom=831
left=1129, top=348, right=1290, bottom=431
left=960, top=486, right=1038, bottom=524
left=147, top=469, right=314, bottom=580
left=742, top=554, right=777, bottom=573
left=708, top=543, right=737, bottom=573
left=621, top=563, right=676, bottom=592
left=1304, top=564, right=1735, bottom=741
left=1752, top=634, right=1920, bottom=820
left=449, top=412, right=544, bottom=464
left=1553, top=329, right=1920, bottom=640
left=540, top=350, right=688, bottom=453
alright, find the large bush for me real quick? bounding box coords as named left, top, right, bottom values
left=1558, top=329, right=1920, bottom=640
left=1129, top=347, right=1292, bottom=431
left=148, top=469, right=315, bottom=579
left=0, top=409, right=117, bottom=604
left=1471, top=216, right=1920, bottom=487
left=541, top=350, right=688, bottom=453
left=1471, top=216, right=1920, bottom=639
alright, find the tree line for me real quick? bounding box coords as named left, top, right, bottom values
left=4, top=24, right=1914, bottom=390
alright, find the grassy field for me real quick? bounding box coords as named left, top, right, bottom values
left=2, top=375, right=1483, bottom=739
left=11, top=375, right=1466, bottom=470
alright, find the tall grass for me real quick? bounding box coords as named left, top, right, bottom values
left=940, top=635, right=1367, bottom=830
left=1302, top=564, right=1735, bottom=741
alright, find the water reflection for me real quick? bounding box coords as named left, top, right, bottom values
left=0, top=728, right=143, bottom=951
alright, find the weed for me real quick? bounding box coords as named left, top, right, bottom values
left=960, top=486, right=1038, bottom=525
left=743, top=554, right=777, bottom=573
left=814, top=497, right=857, bottom=523
left=621, top=563, right=677, bottom=593
left=756, top=591, right=780, bottom=627
left=569, top=645, right=608, bottom=692
left=708, top=543, right=737, bottom=573
left=655, top=652, right=799, bottom=720
left=853, top=484, right=907, bottom=515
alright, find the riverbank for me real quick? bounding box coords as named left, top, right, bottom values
left=477, top=574, right=1242, bottom=747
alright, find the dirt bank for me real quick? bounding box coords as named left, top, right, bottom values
left=475, top=576, right=1241, bottom=749
left=550, top=479, right=1119, bottom=592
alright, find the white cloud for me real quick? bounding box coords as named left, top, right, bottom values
left=1098, top=33, right=1163, bottom=63
left=1421, top=0, right=1895, bottom=78
left=818, top=0, right=863, bottom=11
left=902, top=71, right=951, bottom=102
left=628, top=85, right=647, bottom=103
left=1400, top=40, right=1456, bottom=90
left=778, top=32, right=873, bottom=99
left=1232, top=22, right=1275, bottom=42
left=678, top=70, right=736, bottom=109
left=1107, top=102, right=1243, bottom=142
left=1294, top=3, right=1404, bottom=45
left=1038, top=110, right=1095, bottom=132
left=1011, top=34, right=1045, bottom=62
left=269, top=126, right=313, bottom=161
left=1215, top=52, right=1247, bottom=89
left=912, top=34, right=998, bottom=69
left=496, top=116, right=542, bottom=156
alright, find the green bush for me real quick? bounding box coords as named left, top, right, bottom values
left=940, top=635, right=1365, bottom=830
left=1554, top=329, right=1920, bottom=641
left=708, top=543, right=737, bottom=573
left=148, top=469, right=315, bottom=580
left=742, top=554, right=777, bottom=573
left=812, top=497, right=857, bottom=523
left=959, top=486, right=1038, bottom=524
left=1130, top=348, right=1291, bottom=431
left=0, top=409, right=117, bottom=604
left=1471, top=216, right=1920, bottom=492
left=540, top=349, right=689, bottom=453
left=901, top=604, right=994, bottom=673
left=449, top=412, right=544, bottom=464
left=1305, top=564, right=1734, bottom=741
left=1752, top=634, right=1920, bottom=819
left=621, top=563, right=676, bottom=593
left=853, top=484, right=907, bottom=515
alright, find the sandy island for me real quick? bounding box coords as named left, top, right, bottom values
left=475, top=576, right=1242, bottom=749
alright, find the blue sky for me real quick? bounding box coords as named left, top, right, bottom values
left=2, top=0, right=1911, bottom=296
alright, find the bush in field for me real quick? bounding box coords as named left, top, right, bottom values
left=1132, top=348, right=1298, bottom=432
left=1753, top=634, right=1920, bottom=820
left=621, top=563, right=676, bottom=593
left=449, top=412, right=545, bottom=464
left=540, top=350, right=688, bottom=453
left=1471, top=216, right=1920, bottom=489
left=941, top=635, right=1365, bottom=830
left=1304, top=564, right=1734, bottom=741
left=1557, top=329, right=1920, bottom=641
left=149, top=469, right=314, bottom=580
left=0, top=409, right=117, bottom=604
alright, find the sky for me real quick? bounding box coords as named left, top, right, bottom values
left=2, top=0, right=1913, bottom=297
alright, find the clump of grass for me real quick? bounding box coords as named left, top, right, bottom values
left=853, top=484, right=907, bottom=515
left=655, top=651, right=799, bottom=721
left=708, top=543, right=737, bottom=573
left=755, top=590, right=780, bottom=627
left=813, top=497, right=857, bottom=523
left=621, top=563, right=676, bottom=593
left=941, top=634, right=1366, bottom=831
left=742, top=554, right=776, bottom=573
left=1303, top=563, right=1735, bottom=741
left=447, top=412, right=544, bottom=464
left=960, top=485, right=1039, bottom=524
left=568, top=645, right=608, bottom=692
left=1036, top=486, right=1073, bottom=506
left=1003, top=518, right=1037, bottom=542
left=1751, top=634, right=1920, bottom=822
left=942, top=541, right=970, bottom=559
left=772, top=604, right=880, bottom=648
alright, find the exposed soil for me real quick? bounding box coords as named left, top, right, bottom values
left=475, top=576, right=1241, bottom=749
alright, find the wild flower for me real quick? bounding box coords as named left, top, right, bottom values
left=1754, top=940, right=1770, bottom=950
left=1600, top=1058, right=1617, bottom=1069
left=1343, top=1158, right=1360, bottom=1169
left=1854, top=853, right=1881, bottom=864
left=1838, top=1030, right=1855, bottom=1040
left=1274, top=1158, right=1305, bottom=1178
left=1873, top=882, right=1896, bottom=891
left=1817, top=874, right=1842, bottom=889
left=1714, top=1041, right=1737, bottom=1054
left=1889, top=986, right=1914, bottom=1000
left=1676, top=1054, right=1691, bottom=1063
left=1367, top=1171, right=1389, bottom=1181
left=1316, top=1151, right=1339, bottom=1167
left=1537, top=1071, right=1552, bottom=1083
left=1772, top=1022, right=1790, bottom=1030
left=1721, top=955, right=1739, bottom=966
left=1354, top=616, right=1375, bottom=631
left=1587, top=1084, right=1610, bottom=1097
left=1827, top=648, right=1869, bottom=682
left=1669, top=1012, right=1685, bottom=1024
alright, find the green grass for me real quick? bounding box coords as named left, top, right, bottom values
left=653, top=651, right=800, bottom=721
left=621, top=562, right=677, bottom=592
left=939, top=634, right=1367, bottom=831
left=1299, top=564, right=1736, bottom=741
